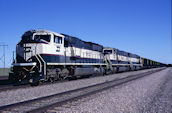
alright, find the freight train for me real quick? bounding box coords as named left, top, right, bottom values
left=9, top=30, right=166, bottom=85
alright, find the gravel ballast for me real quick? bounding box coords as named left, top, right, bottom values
left=47, top=67, right=171, bottom=113
left=0, top=68, right=164, bottom=107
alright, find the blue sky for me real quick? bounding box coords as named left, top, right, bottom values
left=0, top=0, right=171, bottom=67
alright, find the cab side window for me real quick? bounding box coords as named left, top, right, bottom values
left=54, top=35, right=62, bottom=44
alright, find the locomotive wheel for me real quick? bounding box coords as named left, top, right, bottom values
left=68, top=76, right=77, bottom=81
left=105, top=69, right=110, bottom=75
left=59, top=68, right=69, bottom=80
left=30, top=81, right=39, bottom=86
left=49, top=77, right=55, bottom=83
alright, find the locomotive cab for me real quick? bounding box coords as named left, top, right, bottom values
left=103, top=48, right=115, bottom=59
left=52, top=34, right=64, bottom=54
left=11, top=30, right=66, bottom=85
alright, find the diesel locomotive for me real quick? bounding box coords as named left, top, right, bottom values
left=9, top=30, right=165, bottom=85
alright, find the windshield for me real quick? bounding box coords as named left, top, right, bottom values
left=35, top=35, right=51, bottom=42
left=104, top=50, right=112, bottom=54
left=21, top=36, right=32, bottom=42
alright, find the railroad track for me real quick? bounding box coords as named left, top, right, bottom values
left=0, top=67, right=163, bottom=92
left=0, top=69, right=152, bottom=92
left=0, top=79, right=69, bottom=92
left=0, top=84, right=31, bottom=93
left=0, top=68, right=165, bottom=113
left=0, top=71, right=102, bottom=92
